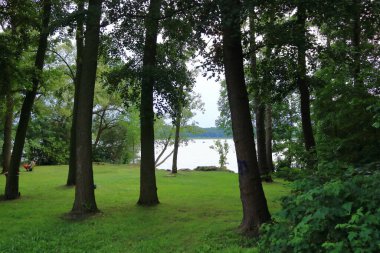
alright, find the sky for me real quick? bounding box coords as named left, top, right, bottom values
left=191, top=74, right=221, bottom=128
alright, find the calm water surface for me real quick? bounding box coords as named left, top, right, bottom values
left=155, top=138, right=239, bottom=173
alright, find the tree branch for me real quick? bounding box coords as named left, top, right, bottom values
left=155, top=149, right=174, bottom=168
left=47, top=49, right=75, bottom=81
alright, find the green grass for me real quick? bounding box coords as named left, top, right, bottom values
left=0, top=165, right=288, bottom=253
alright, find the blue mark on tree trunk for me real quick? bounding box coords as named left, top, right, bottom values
left=238, top=160, right=248, bottom=175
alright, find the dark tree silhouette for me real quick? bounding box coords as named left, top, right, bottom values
left=219, top=0, right=271, bottom=236
left=71, top=0, right=102, bottom=215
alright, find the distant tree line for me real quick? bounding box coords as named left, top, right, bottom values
left=183, top=127, right=232, bottom=139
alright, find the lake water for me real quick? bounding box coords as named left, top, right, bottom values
left=155, top=138, right=239, bottom=173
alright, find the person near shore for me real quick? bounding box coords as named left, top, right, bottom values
left=23, top=160, right=36, bottom=172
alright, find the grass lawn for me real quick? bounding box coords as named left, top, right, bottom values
left=0, top=165, right=288, bottom=253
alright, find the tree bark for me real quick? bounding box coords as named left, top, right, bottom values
left=296, top=4, right=316, bottom=155
left=265, top=104, right=274, bottom=172
left=4, top=0, right=51, bottom=200
left=171, top=102, right=182, bottom=174
left=67, top=1, right=84, bottom=186
left=1, top=69, right=13, bottom=174
left=255, top=103, right=272, bottom=181
left=220, top=0, right=271, bottom=236
left=138, top=0, right=162, bottom=206
left=71, top=0, right=102, bottom=215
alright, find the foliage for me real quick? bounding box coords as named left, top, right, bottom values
left=215, top=81, right=232, bottom=135
left=24, top=51, right=73, bottom=165
left=210, top=139, right=229, bottom=169
left=91, top=99, right=140, bottom=164
left=0, top=165, right=288, bottom=252
left=259, top=164, right=380, bottom=252
left=274, top=166, right=305, bottom=182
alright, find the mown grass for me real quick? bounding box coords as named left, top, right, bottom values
left=0, top=165, right=288, bottom=253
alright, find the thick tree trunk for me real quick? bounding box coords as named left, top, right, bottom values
left=71, top=0, right=102, bottom=215
left=220, top=0, right=271, bottom=236
left=1, top=72, right=13, bottom=174
left=67, top=1, right=84, bottom=186
left=171, top=111, right=181, bottom=174
left=296, top=4, right=316, bottom=155
left=4, top=0, right=51, bottom=200
left=138, top=0, right=162, bottom=206
left=265, top=105, right=274, bottom=172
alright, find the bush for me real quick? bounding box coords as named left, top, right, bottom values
left=274, top=167, right=305, bottom=181
left=258, top=165, right=380, bottom=252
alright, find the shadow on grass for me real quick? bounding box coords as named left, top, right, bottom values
left=61, top=209, right=103, bottom=222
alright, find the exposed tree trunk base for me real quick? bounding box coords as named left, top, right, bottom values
left=63, top=209, right=100, bottom=221
left=4, top=195, right=21, bottom=200
left=262, top=175, right=273, bottom=183
left=237, top=223, right=259, bottom=237
left=137, top=199, right=160, bottom=206
left=3, top=189, right=21, bottom=200
left=71, top=203, right=99, bottom=216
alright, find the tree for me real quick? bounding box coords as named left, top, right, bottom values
left=71, top=0, right=102, bottom=215
left=312, top=0, right=380, bottom=166
left=67, top=0, right=84, bottom=186
left=5, top=0, right=52, bottom=200
left=265, top=104, right=274, bottom=172
left=91, top=79, right=133, bottom=163
left=219, top=0, right=271, bottom=235
left=0, top=0, right=36, bottom=174
left=248, top=6, right=272, bottom=181
left=138, top=0, right=162, bottom=206
left=170, top=90, right=204, bottom=173
left=210, top=139, right=229, bottom=169
left=295, top=1, right=316, bottom=162
left=1, top=68, right=14, bottom=174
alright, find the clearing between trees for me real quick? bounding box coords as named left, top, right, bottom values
left=0, top=164, right=287, bottom=252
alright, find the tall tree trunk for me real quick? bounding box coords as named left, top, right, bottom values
left=67, top=1, right=84, bottom=186
left=1, top=71, right=14, bottom=174
left=249, top=10, right=271, bottom=181
left=265, top=105, right=274, bottom=172
left=4, top=0, right=51, bottom=200
left=138, top=0, right=162, bottom=206
left=296, top=4, right=316, bottom=156
left=71, top=0, right=102, bottom=215
left=220, top=0, right=271, bottom=236
left=171, top=109, right=181, bottom=174
left=249, top=8, right=272, bottom=182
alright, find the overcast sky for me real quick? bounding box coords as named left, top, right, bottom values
left=191, top=74, right=221, bottom=128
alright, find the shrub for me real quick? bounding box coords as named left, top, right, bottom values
left=274, top=167, right=305, bottom=181
left=258, top=165, right=380, bottom=252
